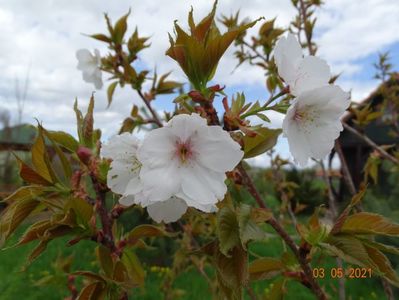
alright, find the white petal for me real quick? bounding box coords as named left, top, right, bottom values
left=167, top=113, right=207, bottom=141
left=137, top=127, right=175, bottom=168
left=195, top=125, right=243, bottom=172
left=93, top=69, right=103, bottom=89
left=119, top=195, right=135, bottom=206
left=107, top=160, right=140, bottom=194
left=291, top=56, right=331, bottom=96
left=176, top=191, right=218, bottom=213
left=139, top=161, right=181, bottom=202
left=180, top=164, right=223, bottom=205
left=296, top=85, right=350, bottom=117
left=274, top=33, right=303, bottom=70
left=76, top=49, right=93, bottom=63
left=101, top=132, right=140, bottom=161
left=274, top=33, right=303, bottom=83
left=284, top=121, right=311, bottom=166
left=146, top=197, right=188, bottom=223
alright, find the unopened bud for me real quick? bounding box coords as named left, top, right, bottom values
left=77, top=146, right=92, bottom=165
left=188, top=90, right=206, bottom=103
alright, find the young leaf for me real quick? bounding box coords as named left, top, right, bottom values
left=340, top=212, right=399, bottom=236
left=125, top=224, right=173, bottom=247
left=107, top=81, right=118, bottom=107
left=243, top=127, right=281, bottom=158
left=248, top=257, right=284, bottom=281
left=237, top=204, right=266, bottom=248
left=31, top=126, right=56, bottom=183
left=217, top=207, right=240, bottom=256
left=96, top=245, right=114, bottom=277
left=121, top=249, right=145, bottom=287
left=113, top=10, right=130, bottom=44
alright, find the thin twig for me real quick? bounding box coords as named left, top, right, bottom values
left=343, top=122, right=399, bottom=165
left=137, top=89, right=163, bottom=127
left=237, top=164, right=327, bottom=300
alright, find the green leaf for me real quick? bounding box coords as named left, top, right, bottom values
left=107, top=81, right=118, bottom=107
left=47, top=131, right=79, bottom=152
left=323, top=234, right=377, bottom=269
left=217, top=207, right=240, bottom=256
left=243, top=127, right=281, bottom=158
left=31, top=126, right=56, bottom=183
left=125, top=224, right=173, bottom=246
left=265, top=278, right=287, bottom=300
left=0, top=197, right=41, bottom=246
left=66, top=198, right=93, bottom=227
left=15, top=155, right=52, bottom=186
left=248, top=257, right=284, bottom=281
left=113, top=10, right=130, bottom=44
left=42, top=126, right=72, bottom=180
left=76, top=281, right=106, bottom=300
left=121, top=249, right=145, bottom=287
left=89, top=34, right=112, bottom=43
left=237, top=204, right=266, bottom=248
left=1, top=186, right=46, bottom=204
left=215, top=245, right=248, bottom=300
left=96, top=245, right=114, bottom=277
left=365, top=245, right=399, bottom=287
left=82, top=95, right=95, bottom=148
left=331, top=185, right=367, bottom=234
left=340, top=212, right=399, bottom=236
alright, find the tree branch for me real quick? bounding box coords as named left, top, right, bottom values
left=343, top=122, right=399, bottom=164
left=137, top=90, right=163, bottom=127
left=237, top=164, right=327, bottom=300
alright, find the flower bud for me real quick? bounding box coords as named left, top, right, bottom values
left=77, top=146, right=92, bottom=165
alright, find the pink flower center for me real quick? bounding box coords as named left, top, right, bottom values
left=293, top=109, right=304, bottom=122
left=175, top=139, right=194, bottom=164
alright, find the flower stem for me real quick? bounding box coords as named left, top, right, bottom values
left=237, top=164, right=327, bottom=300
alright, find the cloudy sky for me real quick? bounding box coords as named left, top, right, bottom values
left=0, top=0, right=398, bottom=165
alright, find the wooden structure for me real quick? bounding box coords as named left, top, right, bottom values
left=336, top=73, right=399, bottom=188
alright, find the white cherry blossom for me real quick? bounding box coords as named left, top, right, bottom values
left=101, top=114, right=243, bottom=223
left=76, top=49, right=103, bottom=89
left=101, top=132, right=142, bottom=206
left=274, top=33, right=330, bottom=96
left=282, top=85, right=350, bottom=166
left=137, top=113, right=243, bottom=216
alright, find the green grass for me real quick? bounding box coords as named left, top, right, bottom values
left=0, top=225, right=389, bottom=300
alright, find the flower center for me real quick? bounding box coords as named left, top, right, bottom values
left=175, top=139, right=194, bottom=164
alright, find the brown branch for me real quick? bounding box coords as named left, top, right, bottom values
left=137, top=90, right=163, bottom=127
left=298, top=0, right=316, bottom=55
left=237, top=164, right=327, bottom=300
left=334, top=140, right=357, bottom=196
left=90, top=173, right=116, bottom=252
left=343, top=122, right=399, bottom=165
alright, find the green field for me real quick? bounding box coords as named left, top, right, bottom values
left=0, top=224, right=388, bottom=300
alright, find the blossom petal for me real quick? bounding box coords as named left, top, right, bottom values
left=139, top=161, right=181, bottom=202
left=180, top=163, right=224, bottom=205
left=274, top=33, right=303, bottom=83
left=291, top=56, right=331, bottom=96
left=274, top=33, right=302, bottom=70
left=107, top=160, right=139, bottom=195
left=76, top=49, right=93, bottom=63
left=282, top=102, right=311, bottom=166
left=137, top=127, right=176, bottom=168
left=195, top=125, right=243, bottom=172
left=146, top=197, right=188, bottom=223
left=167, top=113, right=208, bottom=141
left=102, top=132, right=140, bottom=161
